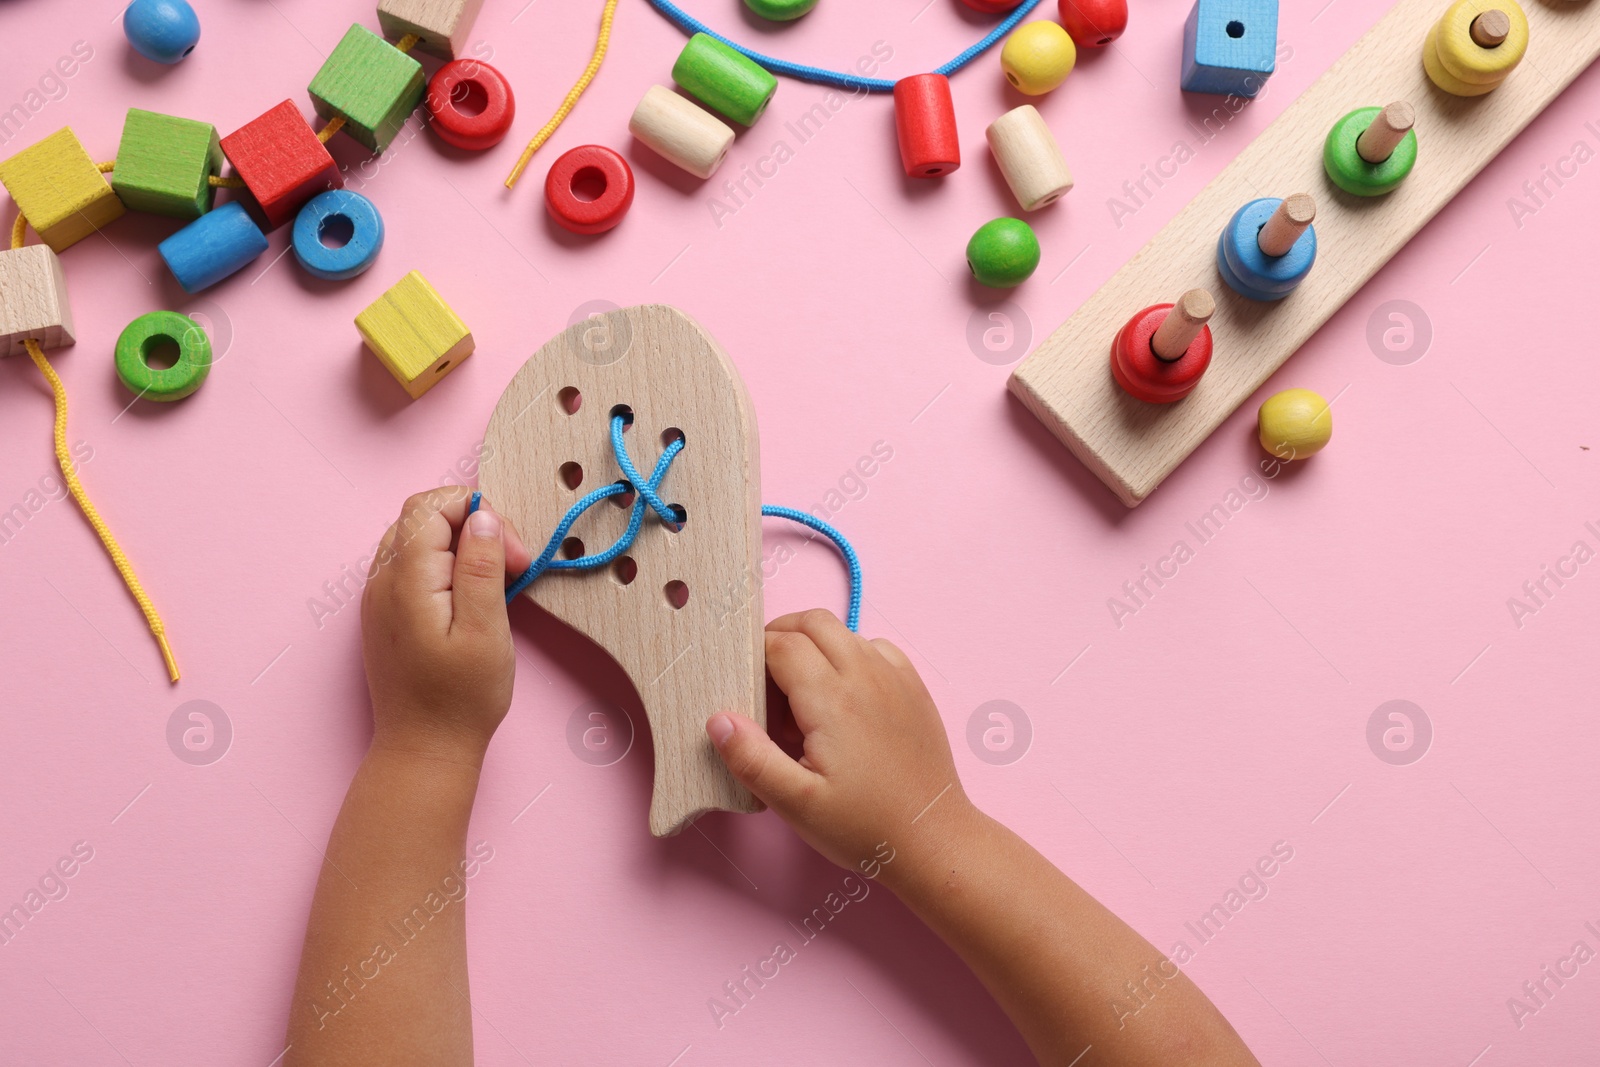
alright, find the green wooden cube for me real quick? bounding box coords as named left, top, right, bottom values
left=112, top=108, right=224, bottom=219
left=308, top=24, right=425, bottom=152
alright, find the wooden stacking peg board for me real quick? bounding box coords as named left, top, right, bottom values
left=479, top=305, right=765, bottom=837
left=1010, top=0, right=1600, bottom=507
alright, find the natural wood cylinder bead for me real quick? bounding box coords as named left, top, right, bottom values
left=1257, top=193, right=1316, bottom=258
left=629, top=85, right=735, bottom=180
left=1356, top=100, right=1415, bottom=164
left=986, top=106, right=1073, bottom=211
left=1151, top=289, right=1214, bottom=361
left=893, top=73, right=959, bottom=178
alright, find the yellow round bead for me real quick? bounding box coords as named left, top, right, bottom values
left=1258, top=389, right=1333, bottom=460
left=1001, top=21, right=1077, bottom=96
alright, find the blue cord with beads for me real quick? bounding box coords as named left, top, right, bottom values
left=469, top=414, right=862, bottom=632
left=645, top=0, right=1046, bottom=93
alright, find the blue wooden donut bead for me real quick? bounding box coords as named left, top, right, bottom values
left=292, top=190, right=385, bottom=280
left=124, top=0, right=201, bottom=64
left=1216, top=197, right=1316, bottom=302
left=158, top=201, right=269, bottom=293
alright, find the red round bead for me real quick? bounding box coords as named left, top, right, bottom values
left=1110, top=304, right=1213, bottom=404
left=959, top=0, right=1025, bottom=11
left=427, top=59, right=516, bottom=150
left=1058, top=0, right=1128, bottom=48
left=892, top=74, right=960, bottom=179
left=544, top=146, right=635, bottom=235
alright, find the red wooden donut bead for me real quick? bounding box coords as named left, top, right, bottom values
left=892, top=74, right=960, bottom=178
left=1059, top=0, right=1128, bottom=48
left=1110, top=304, right=1212, bottom=404
left=960, top=0, right=1025, bottom=11
left=427, top=59, right=517, bottom=150
left=544, top=145, right=635, bottom=235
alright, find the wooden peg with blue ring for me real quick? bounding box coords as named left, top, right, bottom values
left=1325, top=102, right=1417, bottom=197
left=114, top=310, right=212, bottom=401
left=158, top=201, right=270, bottom=293
left=293, top=190, right=385, bottom=280
left=1217, top=194, right=1317, bottom=302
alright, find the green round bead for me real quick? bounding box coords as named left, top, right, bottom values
left=1324, top=107, right=1418, bottom=197
left=966, top=218, right=1040, bottom=288
left=744, top=0, right=818, bottom=20
left=114, top=310, right=212, bottom=401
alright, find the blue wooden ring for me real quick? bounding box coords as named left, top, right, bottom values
left=292, top=190, right=385, bottom=280
left=1217, top=197, right=1316, bottom=301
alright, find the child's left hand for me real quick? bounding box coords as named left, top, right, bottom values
left=360, top=488, right=534, bottom=765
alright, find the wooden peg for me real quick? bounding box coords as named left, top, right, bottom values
left=1356, top=101, right=1415, bottom=164
left=1152, top=289, right=1214, bottom=361
left=1471, top=8, right=1511, bottom=47
left=1257, top=193, right=1315, bottom=257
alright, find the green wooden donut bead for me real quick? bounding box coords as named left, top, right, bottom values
left=671, top=33, right=778, bottom=126
left=966, top=218, right=1041, bottom=288
left=114, top=310, right=212, bottom=401
left=1324, top=107, right=1418, bottom=197
left=743, top=0, right=819, bottom=21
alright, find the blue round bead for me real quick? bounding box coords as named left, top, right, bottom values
left=292, top=190, right=385, bottom=281
left=1216, top=197, right=1316, bottom=302
left=124, top=0, right=201, bottom=65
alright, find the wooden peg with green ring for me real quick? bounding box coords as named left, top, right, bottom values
left=115, top=310, right=212, bottom=401
left=744, top=0, right=819, bottom=20
left=1325, top=102, right=1418, bottom=197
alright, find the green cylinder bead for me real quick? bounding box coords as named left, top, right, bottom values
left=114, top=310, right=213, bottom=401
left=671, top=33, right=778, bottom=126
left=1324, top=107, right=1418, bottom=197
left=966, top=218, right=1041, bottom=288
left=744, top=0, right=819, bottom=19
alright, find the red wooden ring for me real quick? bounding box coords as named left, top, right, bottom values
left=544, top=146, right=635, bottom=236
left=1110, top=305, right=1213, bottom=404
left=427, top=59, right=516, bottom=150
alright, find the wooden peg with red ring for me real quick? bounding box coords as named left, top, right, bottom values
left=545, top=145, right=635, bottom=235
left=427, top=58, right=516, bottom=150
left=1110, top=289, right=1215, bottom=404
left=893, top=74, right=959, bottom=178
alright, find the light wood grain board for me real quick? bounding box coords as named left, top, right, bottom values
left=1010, top=0, right=1600, bottom=507
left=479, top=305, right=765, bottom=837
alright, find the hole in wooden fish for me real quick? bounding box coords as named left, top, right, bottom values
left=664, top=580, right=689, bottom=609
left=559, top=461, right=583, bottom=490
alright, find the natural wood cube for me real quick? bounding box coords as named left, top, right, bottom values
left=355, top=270, right=473, bottom=398
left=112, top=108, right=224, bottom=219
left=308, top=24, right=425, bottom=152
left=377, top=0, right=487, bottom=60
left=0, top=127, right=125, bottom=252
left=0, top=246, right=76, bottom=357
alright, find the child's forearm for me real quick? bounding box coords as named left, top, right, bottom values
left=883, top=802, right=1260, bottom=1067
left=284, top=741, right=485, bottom=1067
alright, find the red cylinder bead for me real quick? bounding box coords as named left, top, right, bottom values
left=893, top=74, right=960, bottom=179
left=427, top=59, right=517, bottom=150
left=1110, top=304, right=1213, bottom=403
left=1059, top=0, right=1128, bottom=48
left=959, top=0, right=1025, bottom=10
left=545, top=146, right=635, bottom=235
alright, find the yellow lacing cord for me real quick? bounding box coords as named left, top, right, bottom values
left=210, top=174, right=245, bottom=188
left=11, top=210, right=180, bottom=682
left=504, top=0, right=619, bottom=189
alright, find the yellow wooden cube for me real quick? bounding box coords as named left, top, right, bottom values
left=355, top=270, right=473, bottom=398
left=0, top=128, right=124, bottom=252
left=0, top=246, right=76, bottom=357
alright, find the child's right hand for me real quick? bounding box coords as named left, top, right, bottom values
left=706, top=610, right=973, bottom=876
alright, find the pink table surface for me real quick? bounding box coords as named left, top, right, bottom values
left=3, top=0, right=1598, bottom=1063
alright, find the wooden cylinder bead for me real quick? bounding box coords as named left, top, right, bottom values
left=1257, top=193, right=1315, bottom=257
left=426, top=58, right=516, bottom=150
left=1356, top=100, right=1415, bottom=164
left=1324, top=106, right=1418, bottom=196
left=671, top=33, right=777, bottom=127
left=1471, top=8, right=1510, bottom=47
left=156, top=200, right=270, bottom=293
left=629, top=85, right=735, bottom=180
left=114, top=310, right=212, bottom=401
left=744, top=0, right=819, bottom=20
left=1424, top=0, right=1528, bottom=96
left=986, top=105, right=1073, bottom=211
left=1058, top=0, right=1128, bottom=48
left=1218, top=197, right=1317, bottom=301
left=544, top=145, right=635, bottom=235
left=1000, top=21, right=1076, bottom=96
left=1110, top=294, right=1214, bottom=404
left=893, top=74, right=960, bottom=179
left=1258, top=388, right=1333, bottom=460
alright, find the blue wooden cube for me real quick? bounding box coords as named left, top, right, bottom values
left=1180, top=0, right=1278, bottom=98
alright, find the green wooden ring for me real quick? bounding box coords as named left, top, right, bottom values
left=114, top=311, right=213, bottom=401
left=1324, top=107, right=1418, bottom=197
left=744, top=0, right=819, bottom=20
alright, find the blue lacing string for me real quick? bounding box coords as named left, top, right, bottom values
left=468, top=413, right=862, bottom=631
left=646, top=0, right=1046, bottom=93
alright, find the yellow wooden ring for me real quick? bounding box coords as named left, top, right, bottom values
left=1424, top=23, right=1501, bottom=97
left=1435, top=0, right=1527, bottom=85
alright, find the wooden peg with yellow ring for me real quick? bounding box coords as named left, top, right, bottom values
left=1423, top=0, right=1527, bottom=97
left=1325, top=101, right=1418, bottom=196
left=114, top=310, right=213, bottom=401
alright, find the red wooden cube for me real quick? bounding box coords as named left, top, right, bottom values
left=219, top=100, right=343, bottom=230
